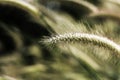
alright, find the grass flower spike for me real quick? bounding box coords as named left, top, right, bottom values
left=42, top=33, right=120, bottom=58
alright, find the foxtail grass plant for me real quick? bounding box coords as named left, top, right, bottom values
left=1, top=0, right=120, bottom=80
left=42, top=33, right=120, bottom=63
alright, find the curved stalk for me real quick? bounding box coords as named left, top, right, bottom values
left=0, top=0, right=39, bottom=19
left=89, top=11, right=120, bottom=21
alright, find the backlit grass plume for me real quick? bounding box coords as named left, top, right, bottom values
left=42, top=33, right=120, bottom=58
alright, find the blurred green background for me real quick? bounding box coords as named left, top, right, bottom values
left=0, top=0, right=120, bottom=80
